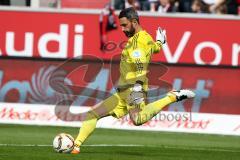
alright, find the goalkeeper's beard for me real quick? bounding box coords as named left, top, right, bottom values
left=123, top=25, right=135, bottom=37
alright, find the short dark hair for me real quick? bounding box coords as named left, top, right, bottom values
left=118, top=7, right=139, bottom=23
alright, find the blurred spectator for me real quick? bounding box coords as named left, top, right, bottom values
left=125, top=0, right=140, bottom=10
left=113, top=0, right=140, bottom=10
left=114, top=0, right=125, bottom=10
left=238, top=0, right=240, bottom=15
left=225, top=0, right=238, bottom=14
left=0, top=0, right=10, bottom=5
left=178, top=0, right=192, bottom=12
left=191, top=0, right=209, bottom=13
left=138, top=0, right=150, bottom=11
left=112, top=0, right=239, bottom=15
left=216, top=3, right=227, bottom=14
left=205, top=0, right=238, bottom=15
left=157, top=0, right=178, bottom=13
left=149, top=0, right=159, bottom=11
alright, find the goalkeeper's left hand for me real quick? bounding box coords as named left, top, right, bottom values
left=128, top=83, right=145, bottom=106
left=156, top=27, right=166, bottom=45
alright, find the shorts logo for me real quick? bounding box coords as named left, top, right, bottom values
left=132, top=50, right=141, bottom=58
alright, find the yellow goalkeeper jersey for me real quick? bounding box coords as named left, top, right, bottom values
left=118, top=30, right=161, bottom=91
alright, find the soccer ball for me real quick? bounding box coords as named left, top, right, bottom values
left=53, top=133, right=74, bottom=153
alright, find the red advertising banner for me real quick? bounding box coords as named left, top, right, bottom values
left=0, top=9, right=240, bottom=66
left=0, top=58, right=239, bottom=114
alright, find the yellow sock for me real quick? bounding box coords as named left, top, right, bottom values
left=75, top=118, right=97, bottom=147
left=133, top=95, right=176, bottom=125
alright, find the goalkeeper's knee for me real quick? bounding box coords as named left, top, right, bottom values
left=130, top=113, right=148, bottom=126
left=131, top=118, right=142, bottom=126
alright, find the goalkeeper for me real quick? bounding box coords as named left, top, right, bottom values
left=71, top=7, right=195, bottom=154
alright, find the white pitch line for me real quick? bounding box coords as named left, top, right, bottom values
left=0, top=144, right=144, bottom=147
left=0, top=144, right=239, bottom=153
left=85, top=144, right=145, bottom=147
left=162, top=145, right=240, bottom=153
left=0, top=144, right=51, bottom=147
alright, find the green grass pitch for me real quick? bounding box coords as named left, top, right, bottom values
left=0, top=124, right=239, bottom=160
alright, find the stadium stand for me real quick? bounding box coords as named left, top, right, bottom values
left=61, top=0, right=110, bottom=9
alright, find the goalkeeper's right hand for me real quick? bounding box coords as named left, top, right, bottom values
left=156, top=27, right=166, bottom=45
